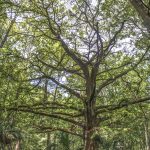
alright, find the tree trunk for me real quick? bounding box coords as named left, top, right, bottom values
left=46, top=133, right=51, bottom=150
left=84, top=128, right=95, bottom=150
left=15, top=141, right=20, bottom=150
left=144, top=122, right=150, bottom=150
left=83, top=101, right=98, bottom=150
left=129, top=0, right=150, bottom=32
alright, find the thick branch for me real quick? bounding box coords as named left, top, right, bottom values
left=9, top=101, right=83, bottom=112
left=96, top=96, right=150, bottom=114
left=8, top=108, right=84, bottom=127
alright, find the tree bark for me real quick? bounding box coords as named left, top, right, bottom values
left=46, top=133, right=51, bottom=150
left=84, top=129, right=95, bottom=150
left=129, top=0, right=150, bottom=32
left=83, top=100, right=98, bottom=150
left=15, top=141, right=20, bottom=150
left=144, top=122, right=150, bottom=150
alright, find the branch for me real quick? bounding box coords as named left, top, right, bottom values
left=47, top=76, right=84, bottom=100
left=96, top=68, right=133, bottom=95
left=9, top=101, right=83, bottom=112
left=36, top=56, right=83, bottom=78
left=97, top=61, right=132, bottom=76
left=105, top=21, right=126, bottom=52
left=96, top=96, right=150, bottom=114
left=97, top=46, right=149, bottom=95
left=7, top=107, right=84, bottom=127
left=0, top=16, right=16, bottom=48
left=44, top=7, right=89, bottom=79
left=35, top=126, right=83, bottom=137
left=21, top=75, right=84, bottom=100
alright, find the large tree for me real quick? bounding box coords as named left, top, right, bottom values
left=1, top=0, right=150, bottom=149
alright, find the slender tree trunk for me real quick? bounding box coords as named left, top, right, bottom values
left=140, top=106, right=150, bottom=150
left=8, top=144, right=13, bottom=150
left=15, top=141, right=20, bottom=150
left=1, top=143, right=5, bottom=150
left=144, top=122, right=150, bottom=150
left=53, top=134, right=56, bottom=150
left=47, top=133, right=51, bottom=150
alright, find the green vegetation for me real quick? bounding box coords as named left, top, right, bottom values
left=0, top=0, right=150, bottom=149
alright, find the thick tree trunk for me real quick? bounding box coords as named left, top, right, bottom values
left=84, top=128, right=95, bottom=150
left=129, top=0, right=150, bottom=32
left=83, top=101, right=98, bottom=150
left=84, top=71, right=98, bottom=150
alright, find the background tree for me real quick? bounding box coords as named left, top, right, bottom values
left=129, top=0, right=150, bottom=32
